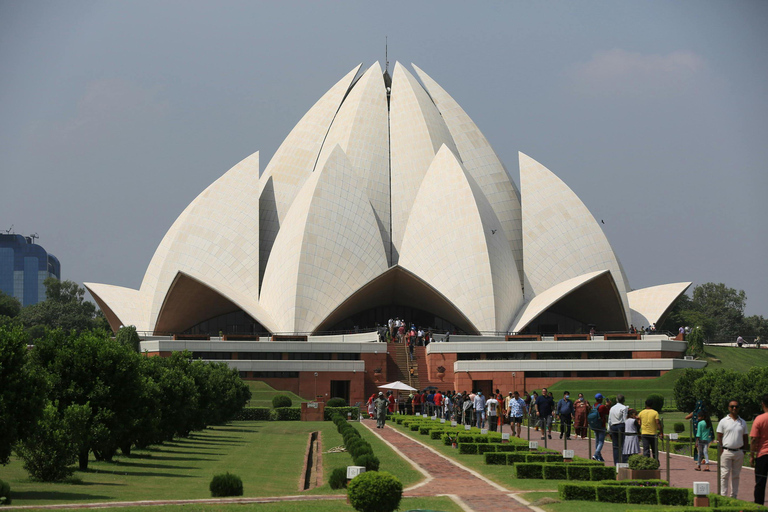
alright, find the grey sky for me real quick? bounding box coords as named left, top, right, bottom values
left=1, top=1, right=766, bottom=318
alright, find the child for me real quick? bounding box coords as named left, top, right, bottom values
left=623, top=408, right=641, bottom=460
left=695, top=411, right=714, bottom=471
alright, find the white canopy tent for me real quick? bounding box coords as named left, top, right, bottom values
left=377, top=381, right=417, bottom=391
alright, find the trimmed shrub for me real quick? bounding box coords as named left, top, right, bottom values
left=558, top=482, right=597, bottom=501
left=329, top=467, right=347, bottom=490
left=326, top=397, right=347, bottom=407
left=627, top=486, right=658, bottom=505
left=488, top=435, right=502, bottom=444
left=459, top=443, right=478, bottom=455
left=210, top=472, right=244, bottom=497
left=442, top=434, right=454, bottom=446
left=566, top=465, right=592, bottom=481
left=457, top=434, right=475, bottom=443
left=506, top=452, right=528, bottom=464
left=325, top=407, right=359, bottom=421
left=596, top=485, right=627, bottom=503
left=355, top=453, right=380, bottom=472
left=477, top=444, right=497, bottom=455
left=673, top=422, right=685, bottom=434
left=430, top=430, right=445, bottom=440
left=600, top=479, right=668, bottom=487
left=273, top=407, right=301, bottom=421
left=657, top=487, right=689, bottom=506
left=418, top=425, right=433, bottom=435
left=235, top=407, right=272, bottom=420
left=628, top=454, right=660, bottom=470
left=272, top=395, right=293, bottom=408
left=347, top=471, right=403, bottom=512
left=513, top=463, right=543, bottom=479
left=410, top=424, right=420, bottom=431
left=496, top=444, right=517, bottom=452
left=484, top=452, right=507, bottom=465
left=0, top=479, right=10, bottom=505
left=543, top=464, right=568, bottom=480
left=526, top=453, right=560, bottom=463
left=589, top=466, right=617, bottom=481
left=474, top=436, right=489, bottom=444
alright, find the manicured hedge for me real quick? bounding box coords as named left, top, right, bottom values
left=627, top=486, right=658, bottom=505
left=543, top=464, right=567, bottom=480
left=458, top=443, right=478, bottom=454
left=526, top=453, right=561, bottom=463
left=657, top=487, right=689, bottom=506
left=589, top=466, right=616, bottom=481
left=410, top=424, right=420, bottom=431
left=514, top=463, right=543, bottom=479
left=485, top=452, right=507, bottom=465
left=235, top=407, right=272, bottom=420
left=566, top=465, right=591, bottom=481
left=477, top=444, right=497, bottom=455
left=273, top=407, right=301, bottom=421
left=506, top=452, right=529, bottom=464
left=596, top=485, right=627, bottom=503
left=496, top=444, right=518, bottom=452
left=558, top=483, right=597, bottom=501
left=600, top=479, right=668, bottom=487
left=324, top=407, right=360, bottom=421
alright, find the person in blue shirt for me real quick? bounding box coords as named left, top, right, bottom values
left=557, top=391, right=575, bottom=440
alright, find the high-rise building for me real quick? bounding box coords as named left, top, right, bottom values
left=0, top=234, right=61, bottom=306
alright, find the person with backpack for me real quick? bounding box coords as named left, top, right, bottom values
left=590, top=393, right=610, bottom=461
left=695, top=411, right=714, bottom=471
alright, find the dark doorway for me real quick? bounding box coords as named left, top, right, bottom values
left=330, top=380, right=350, bottom=405
left=472, top=380, right=493, bottom=397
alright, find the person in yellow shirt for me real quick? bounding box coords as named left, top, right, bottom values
left=637, top=398, right=663, bottom=459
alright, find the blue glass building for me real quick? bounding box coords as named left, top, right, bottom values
left=0, top=234, right=61, bottom=306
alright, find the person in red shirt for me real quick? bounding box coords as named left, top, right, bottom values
left=412, top=390, right=421, bottom=415
left=434, top=391, right=443, bottom=418
left=387, top=391, right=395, bottom=413
left=750, top=394, right=768, bottom=505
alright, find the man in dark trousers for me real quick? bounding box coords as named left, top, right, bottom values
left=535, top=387, right=554, bottom=440
left=374, top=392, right=389, bottom=429
left=750, top=394, right=768, bottom=505
left=556, top=391, right=574, bottom=440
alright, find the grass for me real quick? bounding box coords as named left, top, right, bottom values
left=14, top=497, right=463, bottom=512
left=520, top=491, right=664, bottom=512
left=3, top=419, right=421, bottom=506
left=703, top=345, right=768, bottom=371
left=245, top=381, right=309, bottom=408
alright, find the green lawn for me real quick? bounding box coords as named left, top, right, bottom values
left=13, top=497, right=462, bottom=512
left=703, top=345, right=768, bottom=371
left=3, top=419, right=421, bottom=506
left=245, top=381, right=310, bottom=408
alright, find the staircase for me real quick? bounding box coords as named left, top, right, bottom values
left=388, top=343, right=421, bottom=391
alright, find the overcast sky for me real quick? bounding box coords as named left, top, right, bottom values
left=1, top=1, right=766, bottom=319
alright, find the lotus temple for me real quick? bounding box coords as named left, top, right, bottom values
left=85, top=62, right=704, bottom=404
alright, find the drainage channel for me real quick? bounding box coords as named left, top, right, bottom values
left=300, top=431, right=322, bottom=491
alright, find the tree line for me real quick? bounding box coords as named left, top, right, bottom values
left=661, top=282, right=767, bottom=342
left=674, top=367, right=768, bottom=421
left=0, top=280, right=251, bottom=481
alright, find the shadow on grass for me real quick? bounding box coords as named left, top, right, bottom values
left=213, top=427, right=259, bottom=433
left=124, top=454, right=216, bottom=462
left=84, top=469, right=195, bottom=478
left=12, top=491, right=114, bottom=502
left=104, top=462, right=198, bottom=471
left=170, top=439, right=245, bottom=447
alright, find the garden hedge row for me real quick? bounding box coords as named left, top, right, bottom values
left=332, top=414, right=380, bottom=472
left=324, top=407, right=360, bottom=421
left=511, top=463, right=614, bottom=481
left=235, top=407, right=300, bottom=421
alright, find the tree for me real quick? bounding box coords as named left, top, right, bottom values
left=29, top=329, right=146, bottom=469
left=691, top=283, right=746, bottom=341
left=0, top=325, right=47, bottom=464
left=673, top=368, right=706, bottom=413
left=116, top=325, right=141, bottom=352
left=0, top=291, right=21, bottom=318
left=686, top=326, right=706, bottom=358
left=17, top=279, right=99, bottom=334
left=743, top=315, right=768, bottom=341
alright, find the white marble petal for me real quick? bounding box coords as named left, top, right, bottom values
left=259, top=65, right=362, bottom=282
left=629, top=282, right=692, bottom=327
left=399, top=145, right=523, bottom=333
left=145, top=151, right=262, bottom=331
left=519, top=152, right=632, bottom=323
left=84, top=283, right=149, bottom=332
left=314, top=62, right=391, bottom=263
left=260, top=145, right=389, bottom=333
left=389, top=62, right=458, bottom=262
left=412, top=64, right=524, bottom=284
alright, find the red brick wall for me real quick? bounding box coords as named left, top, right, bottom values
left=425, top=352, right=457, bottom=382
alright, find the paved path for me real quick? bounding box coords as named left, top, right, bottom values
left=361, top=420, right=539, bottom=512
left=510, top=422, right=757, bottom=502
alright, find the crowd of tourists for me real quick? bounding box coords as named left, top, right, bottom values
left=366, top=386, right=768, bottom=505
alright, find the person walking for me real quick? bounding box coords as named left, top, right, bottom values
left=574, top=393, right=591, bottom=439
left=637, top=398, right=663, bottom=460
left=374, top=392, right=388, bottom=428
left=590, top=393, right=610, bottom=461
left=508, top=391, right=527, bottom=437
left=474, top=391, right=486, bottom=429
left=609, top=394, right=629, bottom=465
left=535, top=388, right=554, bottom=440
left=750, top=394, right=768, bottom=505
left=530, top=391, right=539, bottom=431
left=717, top=399, right=749, bottom=497
left=556, top=391, right=574, bottom=440
left=486, top=394, right=499, bottom=432
left=695, top=411, right=714, bottom=471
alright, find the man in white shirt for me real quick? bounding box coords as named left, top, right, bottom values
left=716, top=399, right=750, bottom=497
left=609, top=394, right=629, bottom=465
left=486, top=395, right=499, bottom=432
left=474, top=391, right=486, bottom=429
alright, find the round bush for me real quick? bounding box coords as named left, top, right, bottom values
left=354, top=453, right=380, bottom=472
left=329, top=467, right=347, bottom=490
left=209, top=472, right=244, bottom=497
left=0, top=479, right=11, bottom=505
left=327, top=397, right=347, bottom=407
left=627, top=454, right=660, bottom=470
left=347, top=471, right=402, bottom=512
left=646, top=394, right=665, bottom=413
left=673, top=422, right=685, bottom=434
left=272, top=395, right=293, bottom=408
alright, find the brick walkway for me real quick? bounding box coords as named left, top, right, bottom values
left=361, top=420, right=536, bottom=512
